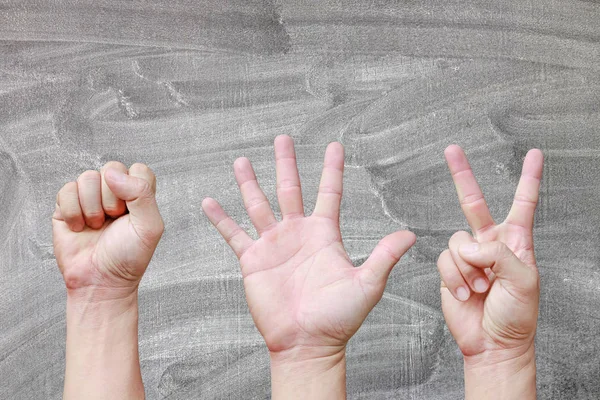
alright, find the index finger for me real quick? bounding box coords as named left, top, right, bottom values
left=444, top=145, right=495, bottom=235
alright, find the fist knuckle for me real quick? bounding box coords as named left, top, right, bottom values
left=62, top=269, right=85, bottom=290
left=131, top=163, right=156, bottom=181
left=437, top=249, right=450, bottom=266
left=102, top=200, right=121, bottom=211
left=61, top=181, right=77, bottom=194
left=449, top=230, right=470, bottom=244
left=62, top=209, right=80, bottom=221
left=102, top=161, right=126, bottom=171
left=84, top=209, right=105, bottom=220
left=78, top=170, right=100, bottom=182
left=130, top=162, right=149, bottom=171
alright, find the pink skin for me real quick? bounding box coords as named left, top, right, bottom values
left=53, top=162, right=164, bottom=400
left=438, top=145, right=543, bottom=359
left=202, top=135, right=416, bottom=356
left=53, top=162, right=164, bottom=297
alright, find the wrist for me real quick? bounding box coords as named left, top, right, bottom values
left=464, top=346, right=536, bottom=400
left=66, top=287, right=139, bottom=329
left=270, top=346, right=347, bottom=400
left=64, top=287, right=144, bottom=400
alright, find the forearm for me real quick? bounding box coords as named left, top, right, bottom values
left=64, top=289, right=144, bottom=400
left=464, top=347, right=536, bottom=400
left=270, top=346, right=347, bottom=400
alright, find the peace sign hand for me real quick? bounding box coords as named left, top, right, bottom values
left=438, top=145, right=543, bottom=361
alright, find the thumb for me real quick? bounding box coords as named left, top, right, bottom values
left=104, top=164, right=164, bottom=248
left=458, top=241, right=538, bottom=293
left=358, top=231, right=416, bottom=295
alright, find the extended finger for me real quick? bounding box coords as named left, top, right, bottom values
left=77, top=170, right=105, bottom=229
left=437, top=249, right=470, bottom=302
left=101, top=161, right=128, bottom=218
left=448, top=231, right=490, bottom=293
left=358, top=231, right=416, bottom=296
left=234, top=157, right=277, bottom=235
left=202, top=197, right=254, bottom=259
left=274, top=135, right=304, bottom=219
left=444, top=145, right=495, bottom=236
left=57, top=182, right=85, bottom=232
left=313, top=142, right=344, bottom=222
left=505, top=149, right=544, bottom=231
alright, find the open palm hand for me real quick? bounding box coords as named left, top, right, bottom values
left=202, top=136, right=415, bottom=355
left=438, top=145, right=543, bottom=359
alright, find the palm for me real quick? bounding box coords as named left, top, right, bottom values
left=203, top=136, right=415, bottom=353
left=242, top=216, right=373, bottom=352
left=440, top=145, right=543, bottom=357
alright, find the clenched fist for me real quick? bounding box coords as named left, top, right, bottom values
left=52, top=162, right=164, bottom=297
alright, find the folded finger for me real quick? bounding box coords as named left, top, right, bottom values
left=437, top=249, right=470, bottom=302
left=77, top=170, right=105, bottom=229
left=101, top=161, right=128, bottom=218
left=449, top=231, right=490, bottom=293
left=58, top=182, right=85, bottom=232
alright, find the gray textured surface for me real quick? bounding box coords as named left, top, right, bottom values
left=1, top=1, right=599, bottom=399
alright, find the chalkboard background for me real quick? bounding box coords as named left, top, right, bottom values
left=1, top=1, right=599, bottom=398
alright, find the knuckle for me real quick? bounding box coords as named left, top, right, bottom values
left=62, top=269, right=85, bottom=290
left=245, top=196, right=268, bottom=211
left=61, top=181, right=78, bottom=194
left=437, top=249, right=450, bottom=266
left=277, top=178, right=300, bottom=190
left=377, top=242, right=399, bottom=261
left=130, top=163, right=157, bottom=191
left=102, top=161, right=127, bottom=171
left=449, top=230, right=470, bottom=246
left=84, top=209, right=105, bottom=220
left=62, top=210, right=81, bottom=222
left=460, top=193, right=485, bottom=206
left=156, top=219, right=165, bottom=236
left=130, top=162, right=150, bottom=172
left=318, top=185, right=341, bottom=196
left=103, top=202, right=126, bottom=214
left=77, top=170, right=100, bottom=182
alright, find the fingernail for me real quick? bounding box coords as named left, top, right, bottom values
left=460, top=243, right=479, bottom=254
left=456, top=286, right=470, bottom=301
left=473, top=278, right=489, bottom=293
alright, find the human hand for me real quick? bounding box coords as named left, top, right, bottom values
left=202, top=135, right=416, bottom=358
left=438, top=145, right=543, bottom=398
left=53, top=162, right=164, bottom=299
